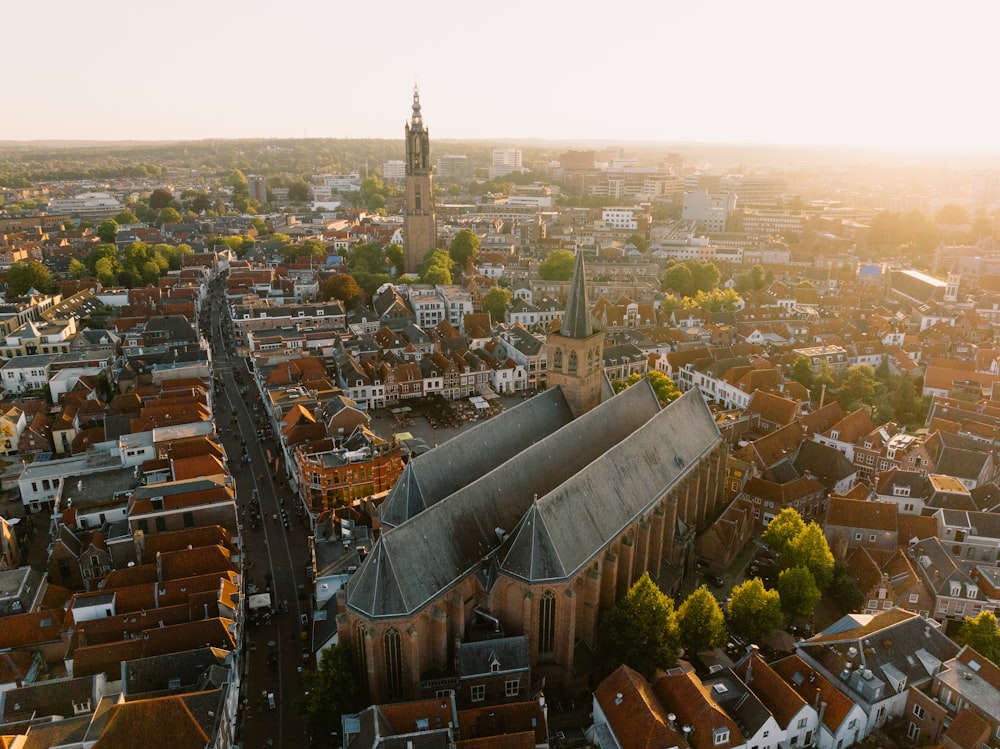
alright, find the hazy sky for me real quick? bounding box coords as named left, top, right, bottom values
left=5, top=0, right=998, bottom=151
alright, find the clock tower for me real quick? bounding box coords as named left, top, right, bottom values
left=404, top=87, right=437, bottom=274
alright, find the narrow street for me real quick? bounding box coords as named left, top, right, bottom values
left=205, top=279, right=313, bottom=749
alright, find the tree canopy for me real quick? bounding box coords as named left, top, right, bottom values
left=97, top=219, right=119, bottom=244
left=611, top=371, right=681, bottom=406
left=449, top=229, right=480, bottom=267
left=777, top=566, right=822, bottom=619
left=297, top=644, right=364, bottom=741
left=956, top=610, right=1000, bottom=664
left=148, top=188, right=174, bottom=210
left=727, top=578, right=783, bottom=644
left=677, top=585, right=727, bottom=655
left=483, top=285, right=512, bottom=323
left=762, top=508, right=806, bottom=556
left=320, top=274, right=362, bottom=308
left=780, top=521, right=835, bottom=588
left=600, top=572, right=679, bottom=678
left=538, top=249, right=576, bottom=281
left=6, top=260, right=54, bottom=296
left=418, top=249, right=454, bottom=285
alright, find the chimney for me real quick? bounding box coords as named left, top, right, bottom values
left=615, top=693, right=623, bottom=706
left=813, top=687, right=821, bottom=710
left=747, top=644, right=760, bottom=684
left=667, top=713, right=676, bottom=731
left=818, top=701, right=827, bottom=728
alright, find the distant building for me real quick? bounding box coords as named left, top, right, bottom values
left=682, top=189, right=736, bottom=233
left=436, top=154, right=472, bottom=180
left=48, top=192, right=123, bottom=221
left=382, top=160, right=405, bottom=181
left=489, top=148, right=523, bottom=179
left=247, top=175, right=267, bottom=205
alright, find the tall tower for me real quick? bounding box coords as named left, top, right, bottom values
left=546, top=253, right=605, bottom=417
left=404, top=87, right=437, bottom=274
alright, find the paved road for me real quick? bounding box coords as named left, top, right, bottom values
left=203, top=281, right=313, bottom=749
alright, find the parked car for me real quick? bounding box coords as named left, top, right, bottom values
left=267, top=692, right=276, bottom=710
left=705, top=573, right=725, bottom=588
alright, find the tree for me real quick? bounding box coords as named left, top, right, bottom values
left=690, top=261, right=721, bottom=293
left=935, top=204, right=970, bottom=226
left=483, top=285, right=512, bottom=323
left=599, top=572, right=679, bottom=678
left=385, top=243, right=404, bottom=276
left=781, top=522, right=835, bottom=588
left=68, top=258, right=88, bottom=279
left=149, top=188, right=175, bottom=211
left=662, top=264, right=695, bottom=297
left=777, top=566, right=822, bottom=619
left=829, top=561, right=864, bottom=612
left=156, top=207, right=182, bottom=227
left=835, top=364, right=879, bottom=413
left=97, top=219, right=119, bottom=244
left=114, top=210, right=139, bottom=225
left=449, top=229, right=480, bottom=267
left=677, top=585, right=727, bottom=655
left=727, top=578, right=783, bottom=644
left=418, top=249, right=454, bottom=285
left=6, top=260, right=53, bottom=296
left=320, top=274, right=362, bottom=308
left=648, top=371, right=681, bottom=405
left=538, top=250, right=576, bottom=281
left=288, top=178, right=312, bottom=203
left=298, top=644, right=364, bottom=741
left=955, top=611, right=1000, bottom=664
left=762, top=508, right=805, bottom=556
left=790, top=357, right=815, bottom=390
left=626, top=233, right=648, bottom=252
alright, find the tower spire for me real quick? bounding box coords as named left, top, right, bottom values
left=561, top=252, right=592, bottom=339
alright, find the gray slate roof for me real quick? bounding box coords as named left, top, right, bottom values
left=379, top=387, right=574, bottom=528
left=560, top=252, right=592, bottom=339
left=348, top=383, right=718, bottom=618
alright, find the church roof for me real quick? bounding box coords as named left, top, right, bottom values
left=347, top=379, right=667, bottom=618
left=378, top=387, right=575, bottom=528
left=560, top=252, right=592, bottom=339
left=498, top=389, right=720, bottom=583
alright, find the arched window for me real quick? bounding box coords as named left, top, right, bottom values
left=587, top=349, right=593, bottom=370
left=355, top=622, right=370, bottom=697
left=538, top=590, right=556, bottom=656
left=384, top=628, right=404, bottom=700
left=568, top=350, right=578, bottom=374
left=553, top=348, right=562, bottom=370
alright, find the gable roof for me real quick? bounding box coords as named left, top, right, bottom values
left=593, top=664, right=688, bottom=749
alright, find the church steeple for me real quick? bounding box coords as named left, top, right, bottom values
left=561, top=252, right=593, bottom=339
left=403, top=86, right=436, bottom=273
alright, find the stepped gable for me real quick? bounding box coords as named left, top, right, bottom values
left=498, top=389, right=720, bottom=583
left=379, top=387, right=574, bottom=528
left=346, top=380, right=663, bottom=618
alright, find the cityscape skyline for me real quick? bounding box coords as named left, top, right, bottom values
left=5, top=0, right=999, bottom=152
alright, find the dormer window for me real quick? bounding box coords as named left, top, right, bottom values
left=713, top=728, right=730, bottom=745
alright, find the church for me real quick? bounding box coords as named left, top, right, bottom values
left=338, top=250, right=728, bottom=703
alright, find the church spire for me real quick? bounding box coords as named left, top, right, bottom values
left=561, top=252, right=592, bottom=339
left=410, top=85, right=423, bottom=129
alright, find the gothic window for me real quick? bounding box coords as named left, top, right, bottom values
left=587, top=350, right=593, bottom=370
left=414, top=187, right=422, bottom=211
left=384, top=628, right=404, bottom=700
left=568, top=351, right=577, bottom=375
left=538, top=590, right=556, bottom=656
left=355, top=622, right=369, bottom=696
left=553, top=348, right=562, bottom=370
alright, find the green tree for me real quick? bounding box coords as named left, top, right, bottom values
left=781, top=522, right=835, bottom=588
left=114, top=210, right=139, bottom=225
left=599, top=572, right=679, bottom=678
left=94, top=256, right=120, bottom=287
left=449, top=229, right=481, bottom=267
left=727, top=578, right=783, bottom=644
left=829, top=561, right=864, bottom=612
left=648, top=371, right=681, bottom=405
left=626, top=233, right=648, bottom=252
left=97, top=219, right=119, bottom=244
left=677, top=585, right=727, bottom=654
left=538, top=249, right=576, bottom=281
left=662, top=263, right=695, bottom=297
left=385, top=243, right=404, bottom=276
left=297, top=644, right=363, bottom=741
left=288, top=178, right=312, bottom=203
left=149, top=188, right=174, bottom=211
left=483, top=285, right=512, bottom=323
left=935, top=204, right=970, bottom=225
left=190, top=192, right=213, bottom=214
left=762, top=508, right=806, bottom=556
left=156, top=207, right=182, bottom=227
left=810, top=359, right=836, bottom=404
left=320, top=274, right=362, bottom=307
left=955, top=611, right=1000, bottom=664
left=68, top=258, right=88, bottom=279
left=690, top=261, right=721, bottom=293
left=835, top=364, right=879, bottom=413
left=790, top=357, right=815, bottom=390
left=418, top=249, right=454, bottom=285
left=777, top=566, right=822, bottom=619
left=349, top=242, right=389, bottom=275
left=6, top=260, right=53, bottom=295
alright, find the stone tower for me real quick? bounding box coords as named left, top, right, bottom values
left=546, top=252, right=605, bottom=417
left=403, top=86, right=437, bottom=274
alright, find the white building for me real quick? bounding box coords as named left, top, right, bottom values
left=489, top=148, right=523, bottom=178
left=682, top=190, right=736, bottom=233
left=48, top=192, right=123, bottom=220
left=601, top=207, right=640, bottom=230
left=382, top=160, right=406, bottom=181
